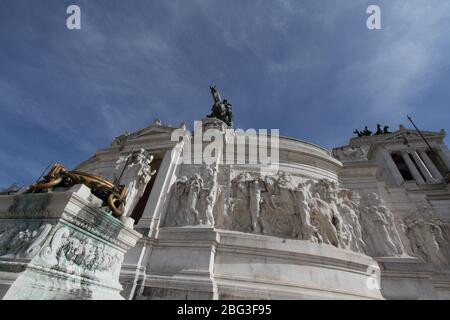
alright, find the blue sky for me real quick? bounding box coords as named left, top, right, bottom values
left=1, top=0, right=450, bottom=187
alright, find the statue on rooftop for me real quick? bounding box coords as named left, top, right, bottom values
left=354, top=129, right=363, bottom=137
left=375, top=124, right=383, bottom=135
left=207, top=86, right=233, bottom=127
left=362, top=126, right=372, bottom=136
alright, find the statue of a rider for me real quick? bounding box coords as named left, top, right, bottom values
left=207, top=86, right=233, bottom=126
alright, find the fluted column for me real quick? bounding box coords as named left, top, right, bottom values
left=380, top=149, right=404, bottom=185
left=436, top=146, right=450, bottom=173
left=411, top=151, right=434, bottom=183
left=401, top=151, right=425, bottom=184
left=418, top=150, right=443, bottom=181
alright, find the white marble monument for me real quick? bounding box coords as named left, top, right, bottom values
left=1, top=118, right=449, bottom=300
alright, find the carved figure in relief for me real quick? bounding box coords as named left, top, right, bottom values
left=308, top=192, right=340, bottom=247
left=406, top=218, right=449, bottom=267
left=162, top=167, right=422, bottom=260
left=44, top=229, right=122, bottom=274
left=114, top=148, right=156, bottom=217
left=359, top=193, right=405, bottom=256
left=164, top=165, right=219, bottom=227
left=360, top=206, right=399, bottom=256
left=312, top=180, right=345, bottom=247
left=275, top=173, right=298, bottom=237
left=187, top=174, right=203, bottom=224
left=291, top=180, right=318, bottom=241
left=337, top=190, right=365, bottom=252
left=0, top=223, right=52, bottom=258
left=248, top=179, right=263, bottom=234
left=169, top=176, right=189, bottom=226
left=230, top=172, right=256, bottom=232
left=365, top=193, right=404, bottom=255
left=198, top=165, right=218, bottom=226
left=403, top=203, right=449, bottom=267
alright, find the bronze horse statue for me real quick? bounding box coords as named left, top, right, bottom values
left=207, top=86, right=233, bottom=126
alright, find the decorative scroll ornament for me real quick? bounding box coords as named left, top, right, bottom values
left=41, top=226, right=71, bottom=265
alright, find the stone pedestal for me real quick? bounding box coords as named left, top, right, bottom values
left=0, top=184, right=142, bottom=300
left=140, top=226, right=219, bottom=300
left=136, top=227, right=384, bottom=300
left=376, top=257, right=438, bottom=300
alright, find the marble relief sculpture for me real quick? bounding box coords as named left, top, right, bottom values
left=405, top=219, right=449, bottom=267
left=164, top=165, right=218, bottom=227
left=337, top=190, right=366, bottom=253
left=163, top=169, right=450, bottom=266
left=332, top=146, right=367, bottom=161
left=0, top=223, right=52, bottom=259
left=403, top=203, right=450, bottom=268
left=248, top=179, right=263, bottom=234
left=359, top=193, right=405, bottom=257
left=165, top=171, right=363, bottom=251
left=291, top=180, right=318, bottom=241
left=40, top=226, right=123, bottom=277
left=113, top=148, right=157, bottom=217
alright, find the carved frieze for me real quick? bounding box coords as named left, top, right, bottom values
left=40, top=226, right=123, bottom=278
left=0, top=222, right=52, bottom=259
left=162, top=167, right=450, bottom=266
left=164, top=164, right=218, bottom=227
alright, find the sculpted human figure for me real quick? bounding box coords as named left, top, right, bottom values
left=262, top=175, right=278, bottom=212
left=198, top=165, right=218, bottom=226
left=275, top=172, right=299, bottom=238
left=375, top=124, right=383, bottom=135
left=358, top=193, right=405, bottom=256
left=315, top=180, right=346, bottom=247
left=364, top=193, right=405, bottom=255
left=207, top=86, right=233, bottom=126
left=164, top=176, right=189, bottom=227
left=378, top=206, right=404, bottom=254
left=308, top=191, right=339, bottom=247
left=230, top=172, right=260, bottom=232
left=360, top=206, right=399, bottom=256
left=114, top=149, right=156, bottom=216
left=337, top=190, right=365, bottom=252
left=248, top=179, right=263, bottom=234
left=406, top=218, right=449, bottom=267
left=187, top=174, right=203, bottom=224
left=292, top=180, right=318, bottom=241
left=362, top=126, right=372, bottom=136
